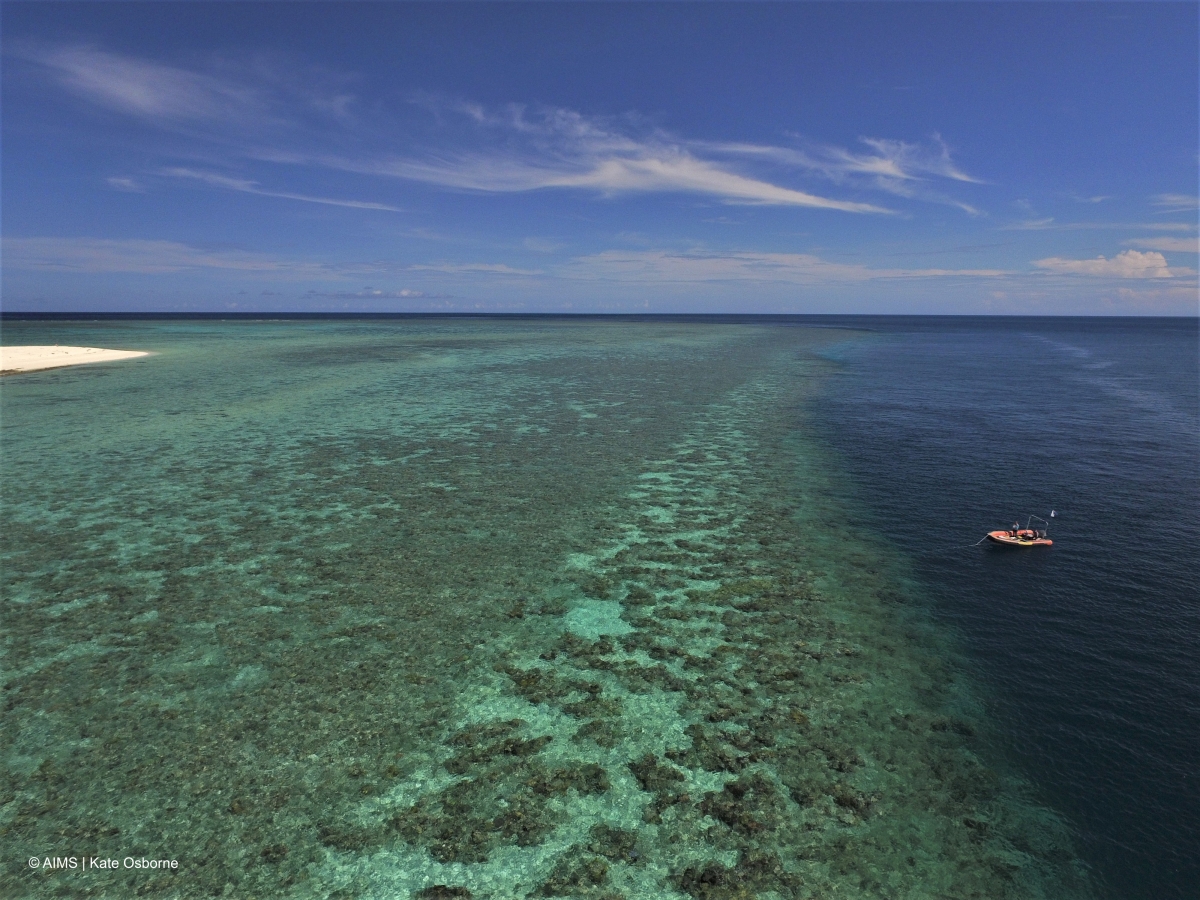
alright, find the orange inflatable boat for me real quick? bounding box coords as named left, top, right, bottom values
left=986, top=528, right=1052, bottom=547
left=986, top=514, right=1053, bottom=546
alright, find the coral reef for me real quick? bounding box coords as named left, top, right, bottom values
left=0, top=320, right=1092, bottom=899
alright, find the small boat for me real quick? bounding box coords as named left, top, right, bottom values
left=986, top=514, right=1053, bottom=547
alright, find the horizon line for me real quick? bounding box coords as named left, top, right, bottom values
left=3, top=311, right=1197, bottom=321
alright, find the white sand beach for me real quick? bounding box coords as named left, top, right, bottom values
left=0, top=345, right=151, bottom=374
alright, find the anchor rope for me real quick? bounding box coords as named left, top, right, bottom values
left=916, top=535, right=991, bottom=555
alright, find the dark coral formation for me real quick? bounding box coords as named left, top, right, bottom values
left=392, top=723, right=610, bottom=864
left=537, top=853, right=610, bottom=896
left=675, top=850, right=801, bottom=900
left=414, top=887, right=473, bottom=900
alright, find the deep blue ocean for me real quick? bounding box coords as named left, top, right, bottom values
left=809, top=317, right=1199, bottom=899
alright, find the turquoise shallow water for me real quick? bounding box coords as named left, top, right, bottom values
left=2, top=318, right=1091, bottom=899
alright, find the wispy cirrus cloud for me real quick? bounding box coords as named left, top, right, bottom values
left=21, top=44, right=989, bottom=217
left=1004, top=218, right=1197, bottom=232
left=19, top=44, right=265, bottom=125
left=160, top=167, right=401, bottom=211
left=1033, top=249, right=1186, bottom=279
left=4, top=234, right=1016, bottom=287
left=703, top=135, right=979, bottom=183
left=18, top=41, right=364, bottom=134
left=1004, top=217, right=1058, bottom=231
left=311, top=104, right=892, bottom=213
left=304, top=287, right=449, bottom=300
left=334, top=105, right=991, bottom=214
left=1111, top=284, right=1200, bottom=311
left=558, top=248, right=1010, bottom=285
left=705, top=133, right=979, bottom=181
left=1, top=236, right=334, bottom=277
left=699, top=133, right=984, bottom=214
left=383, top=104, right=980, bottom=213
left=1152, top=193, right=1199, bottom=212
left=1124, top=236, right=1200, bottom=253
left=407, top=261, right=544, bottom=276
left=523, top=237, right=565, bottom=253
left=1, top=236, right=531, bottom=282
left=1061, top=192, right=1112, bottom=204
left=105, top=176, right=144, bottom=192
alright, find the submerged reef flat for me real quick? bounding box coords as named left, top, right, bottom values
left=0, top=320, right=1091, bottom=898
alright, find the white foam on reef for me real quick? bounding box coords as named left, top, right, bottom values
left=0, top=345, right=150, bottom=374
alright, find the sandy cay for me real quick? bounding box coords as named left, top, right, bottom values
left=0, top=345, right=151, bottom=374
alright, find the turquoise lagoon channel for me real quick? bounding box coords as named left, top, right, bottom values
left=2, top=318, right=1092, bottom=899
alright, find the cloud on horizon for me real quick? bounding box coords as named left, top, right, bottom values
left=8, top=234, right=1197, bottom=316
left=559, top=248, right=1011, bottom=285
left=304, top=287, right=448, bottom=300
left=407, top=261, right=544, bottom=276
left=1004, top=218, right=1198, bottom=232
left=1033, top=249, right=1185, bottom=279
left=2, top=236, right=336, bottom=277
left=1, top=236, right=542, bottom=284
left=3, top=234, right=1014, bottom=287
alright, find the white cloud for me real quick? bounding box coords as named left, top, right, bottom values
left=946, top=200, right=985, bottom=217
left=1005, top=217, right=1058, bottom=231
left=1125, top=236, right=1200, bottom=253
left=266, top=100, right=892, bottom=212
left=23, top=44, right=262, bottom=124
left=700, top=133, right=983, bottom=213
left=1, top=236, right=333, bottom=277
left=705, top=134, right=980, bottom=184
left=368, top=107, right=983, bottom=213
left=25, top=45, right=984, bottom=216
left=1033, top=249, right=1181, bottom=278
left=1152, top=193, right=1199, bottom=212
left=407, top=262, right=544, bottom=276
left=523, top=237, right=565, bottom=253
left=559, top=249, right=1010, bottom=285
left=161, top=167, right=401, bottom=211
left=305, top=288, right=447, bottom=299
left=1005, top=218, right=1197, bottom=232
left=1112, top=284, right=1200, bottom=311
left=1, top=237, right=546, bottom=286
left=862, top=135, right=981, bottom=183
left=19, top=42, right=363, bottom=137
left=105, top=176, right=144, bottom=192
left=330, top=146, right=890, bottom=213
left=560, top=154, right=889, bottom=211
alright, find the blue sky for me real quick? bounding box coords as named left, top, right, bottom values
left=2, top=2, right=1197, bottom=314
